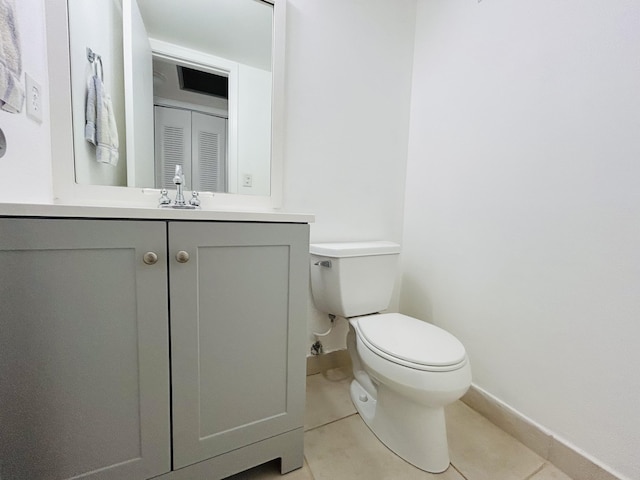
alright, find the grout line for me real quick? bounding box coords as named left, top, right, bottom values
left=522, top=462, right=546, bottom=480
left=450, top=463, right=470, bottom=480
left=304, top=412, right=359, bottom=433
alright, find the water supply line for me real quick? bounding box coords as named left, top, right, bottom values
left=310, top=314, right=336, bottom=355
left=312, top=314, right=335, bottom=337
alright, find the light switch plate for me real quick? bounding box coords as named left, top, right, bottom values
left=25, top=73, right=43, bottom=124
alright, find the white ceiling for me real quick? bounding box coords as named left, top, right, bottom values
left=136, top=0, right=273, bottom=71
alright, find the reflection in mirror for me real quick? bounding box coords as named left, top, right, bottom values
left=152, top=58, right=229, bottom=192
left=67, top=0, right=273, bottom=196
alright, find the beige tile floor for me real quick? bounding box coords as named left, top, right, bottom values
left=226, top=368, right=573, bottom=480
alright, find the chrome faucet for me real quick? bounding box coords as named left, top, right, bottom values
left=173, top=165, right=186, bottom=206
left=158, top=164, right=202, bottom=209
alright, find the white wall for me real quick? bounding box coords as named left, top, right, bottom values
left=0, top=0, right=52, bottom=203
left=401, top=1, right=640, bottom=478
left=237, top=64, right=271, bottom=196
left=282, top=0, right=416, bottom=351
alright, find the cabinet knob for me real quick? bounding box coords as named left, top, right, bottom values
left=143, top=252, right=158, bottom=265
left=176, top=250, right=190, bottom=263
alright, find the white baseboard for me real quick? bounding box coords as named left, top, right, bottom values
left=306, top=352, right=628, bottom=480
left=462, top=384, right=627, bottom=480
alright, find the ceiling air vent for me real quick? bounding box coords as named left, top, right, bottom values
left=177, top=66, right=229, bottom=99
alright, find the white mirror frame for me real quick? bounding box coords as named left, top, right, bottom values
left=45, top=0, right=285, bottom=209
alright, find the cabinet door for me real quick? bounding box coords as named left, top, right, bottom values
left=0, top=219, right=171, bottom=480
left=169, top=222, right=309, bottom=469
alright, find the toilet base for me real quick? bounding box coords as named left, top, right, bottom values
left=350, top=379, right=451, bottom=474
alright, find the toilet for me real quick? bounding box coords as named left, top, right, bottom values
left=309, top=241, right=471, bottom=473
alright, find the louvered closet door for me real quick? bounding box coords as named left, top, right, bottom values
left=154, top=106, right=192, bottom=189
left=192, top=111, right=227, bottom=193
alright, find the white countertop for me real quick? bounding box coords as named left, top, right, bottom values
left=0, top=203, right=314, bottom=223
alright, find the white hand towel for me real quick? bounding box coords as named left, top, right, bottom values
left=85, top=75, right=97, bottom=144
left=0, top=0, right=25, bottom=113
left=85, top=74, right=119, bottom=166
left=94, top=76, right=119, bottom=166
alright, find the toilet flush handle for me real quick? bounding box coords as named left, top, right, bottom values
left=314, top=260, right=332, bottom=268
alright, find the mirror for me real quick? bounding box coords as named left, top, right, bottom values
left=66, top=0, right=274, bottom=197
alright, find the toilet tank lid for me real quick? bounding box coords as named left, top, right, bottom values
left=310, top=241, right=400, bottom=258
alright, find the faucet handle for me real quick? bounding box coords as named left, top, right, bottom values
left=189, top=191, right=201, bottom=207
left=158, top=188, right=171, bottom=205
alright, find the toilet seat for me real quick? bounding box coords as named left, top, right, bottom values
left=355, top=313, right=467, bottom=372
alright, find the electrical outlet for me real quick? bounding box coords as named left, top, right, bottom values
left=25, top=73, right=43, bottom=124
left=242, top=174, right=253, bottom=187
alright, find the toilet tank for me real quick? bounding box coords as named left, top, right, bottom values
left=309, top=241, right=401, bottom=318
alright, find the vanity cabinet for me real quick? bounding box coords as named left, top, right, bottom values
left=0, top=217, right=309, bottom=480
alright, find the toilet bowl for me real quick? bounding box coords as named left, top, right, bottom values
left=309, top=241, right=472, bottom=473
left=348, top=313, right=471, bottom=473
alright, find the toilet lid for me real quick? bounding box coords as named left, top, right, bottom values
left=357, top=313, right=466, bottom=367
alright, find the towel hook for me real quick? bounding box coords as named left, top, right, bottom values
left=86, top=47, right=104, bottom=81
